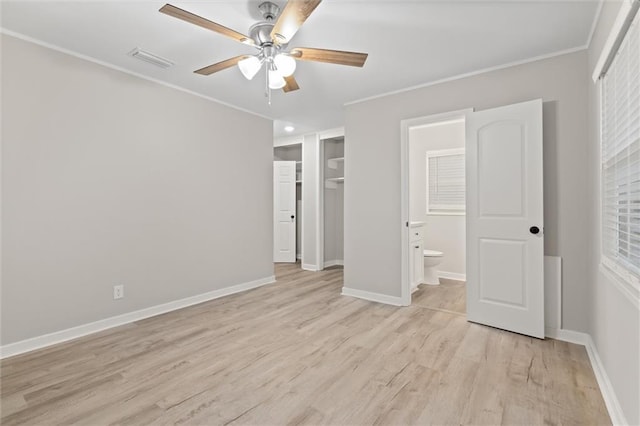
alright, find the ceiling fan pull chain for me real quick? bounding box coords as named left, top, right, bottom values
left=265, top=65, right=271, bottom=105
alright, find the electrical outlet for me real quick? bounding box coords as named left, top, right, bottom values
left=113, top=285, right=124, bottom=300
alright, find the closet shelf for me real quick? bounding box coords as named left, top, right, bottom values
left=325, top=177, right=344, bottom=189
left=327, top=157, right=344, bottom=170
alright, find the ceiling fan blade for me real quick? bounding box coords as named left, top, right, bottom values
left=194, top=55, right=249, bottom=76
left=283, top=75, right=300, bottom=93
left=270, top=0, right=322, bottom=45
left=160, top=4, right=254, bottom=46
left=290, top=48, right=368, bottom=67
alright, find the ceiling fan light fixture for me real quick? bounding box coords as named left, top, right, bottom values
left=268, top=69, right=286, bottom=89
left=238, top=56, right=262, bottom=80
left=159, top=1, right=368, bottom=101
left=274, top=53, right=296, bottom=77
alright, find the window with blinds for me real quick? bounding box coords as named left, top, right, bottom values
left=426, top=148, right=465, bottom=215
left=601, top=10, right=640, bottom=286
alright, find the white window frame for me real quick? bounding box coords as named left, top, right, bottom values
left=426, top=147, right=465, bottom=216
left=597, top=2, right=640, bottom=297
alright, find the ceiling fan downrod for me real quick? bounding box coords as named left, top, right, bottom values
left=258, top=2, right=280, bottom=21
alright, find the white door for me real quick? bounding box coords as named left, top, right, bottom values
left=466, top=99, right=544, bottom=338
left=274, top=161, right=297, bottom=263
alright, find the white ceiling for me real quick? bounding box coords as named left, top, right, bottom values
left=1, top=1, right=600, bottom=138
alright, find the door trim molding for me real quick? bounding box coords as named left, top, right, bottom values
left=0, top=275, right=276, bottom=359
left=318, top=128, right=345, bottom=271
left=317, top=137, right=325, bottom=270
left=400, top=108, right=473, bottom=307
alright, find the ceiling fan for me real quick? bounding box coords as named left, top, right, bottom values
left=159, top=0, right=368, bottom=102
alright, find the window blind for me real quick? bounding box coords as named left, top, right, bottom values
left=427, top=149, right=465, bottom=214
left=602, top=10, right=640, bottom=284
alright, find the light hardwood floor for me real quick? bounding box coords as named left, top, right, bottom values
left=1, top=264, right=610, bottom=425
left=412, top=278, right=466, bottom=316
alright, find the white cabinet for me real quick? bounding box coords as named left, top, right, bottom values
left=409, top=223, right=425, bottom=292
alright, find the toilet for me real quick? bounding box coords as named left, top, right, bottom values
left=423, top=250, right=444, bottom=285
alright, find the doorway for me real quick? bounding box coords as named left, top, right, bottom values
left=274, top=144, right=302, bottom=263
left=408, top=117, right=468, bottom=315
left=401, top=100, right=545, bottom=339
left=322, top=136, right=345, bottom=269
left=403, top=110, right=470, bottom=315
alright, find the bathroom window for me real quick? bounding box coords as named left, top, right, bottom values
left=426, top=148, right=465, bottom=215
left=601, top=10, right=640, bottom=287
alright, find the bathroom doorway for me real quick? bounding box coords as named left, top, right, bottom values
left=400, top=100, right=545, bottom=339
left=402, top=110, right=470, bottom=314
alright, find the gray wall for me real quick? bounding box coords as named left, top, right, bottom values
left=586, top=2, right=640, bottom=424
left=344, top=50, right=589, bottom=331
left=409, top=122, right=465, bottom=277
left=1, top=34, right=274, bottom=345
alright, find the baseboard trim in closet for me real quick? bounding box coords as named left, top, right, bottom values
left=341, top=287, right=405, bottom=306
left=0, top=275, right=276, bottom=359
left=323, top=260, right=344, bottom=268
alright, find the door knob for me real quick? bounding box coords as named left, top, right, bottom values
left=530, top=226, right=540, bottom=235
left=291, top=215, right=295, bottom=220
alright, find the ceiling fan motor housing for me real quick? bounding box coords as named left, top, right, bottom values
left=249, top=21, right=276, bottom=46
left=250, top=2, right=282, bottom=46
left=158, top=0, right=368, bottom=95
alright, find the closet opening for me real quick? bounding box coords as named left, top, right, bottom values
left=321, top=136, right=344, bottom=270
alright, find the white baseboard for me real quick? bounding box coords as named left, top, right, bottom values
left=584, top=335, right=628, bottom=426
left=544, top=327, right=589, bottom=345
left=438, top=271, right=466, bottom=281
left=0, top=275, right=276, bottom=359
left=545, top=327, right=627, bottom=425
left=323, top=259, right=344, bottom=268
left=302, top=263, right=319, bottom=272
left=341, top=287, right=405, bottom=306
left=296, top=254, right=302, bottom=260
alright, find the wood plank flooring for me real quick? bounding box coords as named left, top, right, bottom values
left=412, top=278, right=466, bottom=315
left=1, top=264, right=610, bottom=425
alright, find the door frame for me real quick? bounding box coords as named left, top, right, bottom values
left=274, top=140, right=305, bottom=264
left=317, top=127, right=345, bottom=271
left=400, top=108, right=473, bottom=306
